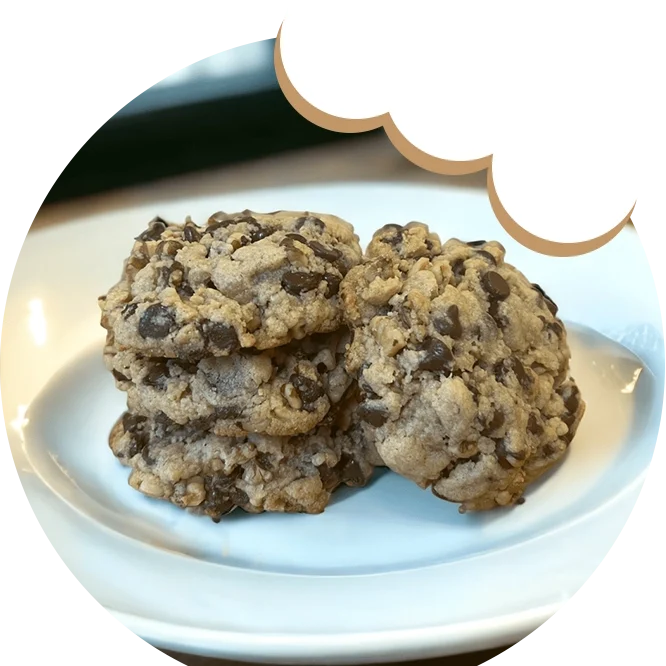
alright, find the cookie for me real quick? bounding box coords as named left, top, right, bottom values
left=110, top=407, right=377, bottom=521
left=341, top=223, right=585, bottom=512
left=99, top=210, right=362, bottom=358
left=104, top=328, right=353, bottom=437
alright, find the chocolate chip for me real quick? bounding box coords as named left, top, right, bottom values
left=358, top=403, right=389, bottom=427
left=229, top=235, right=251, bottom=252
left=249, top=224, right=271, bottom=242
left=135, top=217, right=166, bottom=241
left=488, top=299, right=508, bottom=328
left=127, top=431, right=148, bottom=458
left=144, top=360, right=169, bottom=387
left=318, top=462, right=341, bottom=491
left=284, top=233, right=308, bottom=244
left=138, top=304, right=175, bottom=339
left=425, top=238, right=434, bottom=252
left=484, top=410, right=505, bottom=435
left=282, top=271, right=323, bottom=295
left=204, top=472, right=242, bottom=518
left=508, top=357, right=531, bottom=389
left=482, top=271, right=510, bottom=300
left=217, top=404, right=244, bottom=419
left=564, top=388, right=580, bottom=414
left=417, top=338, right=454, bottom=373
left=205, top=220, right=229, bottom=234
left=528, top=413, right=543, bottom=435
left=467, top=240, right=487, bottom=247
left=140, top=444, right=155, bottom=465
left=234, top=214, right=257, bottom=225
left=548, top=321, right=563, bottom=337
left=206, top=212, right=236, bottom=233
left=476, top=250, right=497, bottom=265
left=323, top=273, right=341, bottom=297
left=532, top=283, right=547, bottom=298
left=255, top=452, right=273, bottom=471
left=339, top=455, right=366, bottom=486
left=177, top=283, right=194, bottom=300
left=433, top=304, right=462, bottom=339
left=295, top=215, right=325, bottom=231
left=112, top=369, right=129, bottom=382
left=377, top=223, right=403, bottom=233
left=204, top=489, right=236, bottom=518
left=122, top=303, right=138, bottom=320
left=308, top=240, right=342, bottom=263
left=122, top=413, right=146, bottom=433
left=152, top=412, right=173, bottom=430
left=172, top=359, right=198, bottom=374
left=532, top=283, right=558, bottom=315
left=495, top=441, right=514, bottom=470
left=183, top=224, right=201, bottom=243
left=207, top=211, right=230, bottom=224
left=451, top=258, right=466, bottom=281
left=290, top=374, right=324, bottom=408
left=515, top=497, right=526, bottom=505
left=494, top=358, right=526, bottom=388
left=203, top=322, right=239, bottom=352
left=316, top=362, right=328, bottom=374
left=543, top=444, right=556, bottom=456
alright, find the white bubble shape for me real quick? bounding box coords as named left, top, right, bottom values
left=279, top=0, right=648, bottom=249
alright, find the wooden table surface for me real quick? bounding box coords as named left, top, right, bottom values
left=34, top=134, right=511, bottom=666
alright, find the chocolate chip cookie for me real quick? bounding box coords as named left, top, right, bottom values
left=99, top=211, right=362, bottom=358
left=110, top=407, right=377, bottom=521
left=341, top=223, right=585, bottom=512
left=104, top=328, right=352, bottom=437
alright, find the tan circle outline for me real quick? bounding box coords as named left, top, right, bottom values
left=274, top=28, right=633, bottom=256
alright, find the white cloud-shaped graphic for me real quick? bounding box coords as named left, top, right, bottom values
left=277, top=2, right=651, bottom=252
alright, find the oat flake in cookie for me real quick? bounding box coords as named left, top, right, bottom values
left=341, top=222, right=586, bottom=512
left=104, top=328, right=353, bottom=437
left=99, top=210, right=362, bottom=357
left=110, top=408, right=376, bottom=522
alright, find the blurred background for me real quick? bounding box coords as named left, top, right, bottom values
left=45, top=39, right=378, bottom=204
left=38, top=38, right=485, bottom=221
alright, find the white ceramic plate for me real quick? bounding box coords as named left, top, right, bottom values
left=2, top=183, right=663, bottom=664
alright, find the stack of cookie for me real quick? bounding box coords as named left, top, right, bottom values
left=100, top=211, right=586, bottom=520
left=99, top=210, right=379, bottom=521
